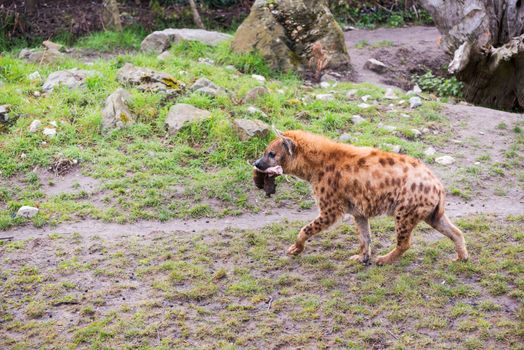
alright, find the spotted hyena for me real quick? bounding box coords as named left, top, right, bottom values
left=253, top=130, right=468, bottom=265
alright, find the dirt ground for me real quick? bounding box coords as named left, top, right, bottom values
left=345, top=26, right=450, bottom=89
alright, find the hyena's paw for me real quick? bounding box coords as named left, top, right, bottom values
left=350, top=254, right=370, bottom=265
left=287, top=243, right=304, bottom=256
left=375, top=253, right=399, bottom=265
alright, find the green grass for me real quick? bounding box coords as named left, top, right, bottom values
left=0, top=215, right=522, bottom=348
left=0, top=34, right=453, bottom=230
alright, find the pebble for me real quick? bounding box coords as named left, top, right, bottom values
left=251, top=74, right=266, bottom=83
left=17, top=206, right=39, bottom=218
left=316, top=94, right=334, bottom=101
left=351, top=115, right=365, bottom=125
left=384, top=88, right=398, bottom=99
left=29, top=120, right=41, bottom=133
left=424, top=146, right=436, bottom=156
left=435, top=155, right=455, bottom=165
left=357, top=103, right=371, bottom=109
left=409, top=96, right=422, bottom=109
left=43, top=127, right=56, bottom=137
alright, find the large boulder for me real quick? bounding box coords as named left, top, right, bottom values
left=141, top=29, right=232, bottom=53
left=117, top=63, right=185, bottom=95
left=165, top=104, right=211, bottom=135
left=42, top=69, right=97, bottom=92
left=101, top=88, right=135, bottom=132
left=231, top=0, right=350, bottom=73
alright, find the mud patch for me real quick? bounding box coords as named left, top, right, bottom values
left=36, top=167, right=102, bottom=197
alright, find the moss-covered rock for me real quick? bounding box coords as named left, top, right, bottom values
left=232, top=0, right=350, bottom=75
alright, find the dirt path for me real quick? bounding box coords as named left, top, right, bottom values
left=345, top=26, right=449, bottom=89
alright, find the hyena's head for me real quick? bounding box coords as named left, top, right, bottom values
left=254, top=130, right=296, bottom=175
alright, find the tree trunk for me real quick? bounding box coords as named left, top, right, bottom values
left=103, top=0, right=123, bottom=32
left=188, top=0, right=205, bottom=29
left=419, top=0, right=524, bottom=110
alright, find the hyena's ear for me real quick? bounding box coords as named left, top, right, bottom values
left=282, top=137, right=295, bottom=156
left=272, top=125, right=284, bottom=138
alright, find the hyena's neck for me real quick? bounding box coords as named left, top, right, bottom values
left=285, top=152, right=319, bottom=182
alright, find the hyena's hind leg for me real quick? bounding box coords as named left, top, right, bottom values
left=376, top=214, right=419, bottom=265
left=350, top=216, right=371, bottom=264
left=425, top=213, right=468, bottom=261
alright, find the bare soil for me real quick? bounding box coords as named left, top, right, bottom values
left=345, top=26, right=450, bottom=89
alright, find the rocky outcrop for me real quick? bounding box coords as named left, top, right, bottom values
left=141, top=28, right=232, bottom=53
left=232, top=0, right=350, bottom=74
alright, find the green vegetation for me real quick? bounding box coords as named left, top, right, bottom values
left=0, top=215, right=522, bottom=348
left=0, top=33, right=452, bottom=230
left=414, top=71, right=464, bottom=98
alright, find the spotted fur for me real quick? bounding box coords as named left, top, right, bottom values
left=254, top=130, right=468, bottom=265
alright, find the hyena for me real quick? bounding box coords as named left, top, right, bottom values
left=253, top=130, right=468, bottom=265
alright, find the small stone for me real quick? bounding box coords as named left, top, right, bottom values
left=17, top=206, right=39, bottom=218
left=251, top=74, right=266, bottom=83
left=43, top=68, right=97, bottom=92
left=316, top=94, right=334, bottom=101
left=190, top=77, right=224, bottom=97
left=435, top=155, right=455, bottom=165
left=29, top=120, right=41, bottom=132
left=225, top=65, right=236, bottom=71
left=246, top=106, right=266, bottom=116
left=364, top=58, right=388, bottom=73
left=384, top=144, right=401, bottom=153
left=409, top=96, right=422, bottom=109
left=351, top=115, right=365, bottom=125
left=424, top=146, right=436, bottom=156
left=101, top=88, right=135, bottom=132
left=422, top=128, right=430, bottom=134
left=400, top=113, right=410, bottom=118
left=43, top=127, right=56, bottom=137
left=33, top=91, right=41, bottom=97
left=320, top=72, right=339, bottom=83
left=276, top=89, right=285, bottom=94
left=346, top=89, right=358, bottom=99
left=411, top=129, right=422, bottom=137
left=243, top=86, right=269, bottom=103
left=28, top=71, right=42, bottom=81
left=361, top=95, right=371, bottom=102
left=379, top=123, right=396, bottom=132
left=319, top=81, right=330, bottom=88
left=339, top=133, right=354, bottom=142
left=358, top=103, right=371, bottom=109
left=413, top=84, right=422, bottom=94
left=157, top=51, right=172, bottom=61
left=49, top=121, right=58, bottom=127
left=384, top=88, right=398, bottom=99
left=198, top=57, right=215, bottom=65
left=42, top=40, right=64, bottom=52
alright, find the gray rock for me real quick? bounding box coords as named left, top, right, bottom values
left=141, top=28, right=232, bottom=53
left=157, top=51, right=172, bottom=61
left=435, top=155, right=455, bottom=165
left=384, top=143, right=401, bottom=153
left=101, top=88, right=135, bottom=132
left=346, top=89, right=358, bottom=99
left=351, top=115, right=365, bottom=124
left=0, top=105, right=9, bottom=123
left=243, top=86, right=269, bottom=103
left=225, top=65, right=236, bottom=71
left=117, top=63, right=185, bottom=95
left=29, top=120, right=42, bottom=133
left=364, top=58, right=387, bottom=73
left=321, top=72, right=339, bottom=83
left=28, top=71, right=42, bottom=81
left=411, top=128, right=422, bottom=138
left=361, top=95, right=371, bottom=102
left=43, top=127, right=56, bottom=137
left=357, top=103, right=371, bottom=109
left=165, top=103, right=211, bottom=135
left=319, top=81, right=331, bottom=88
left=409, top=96, right=422, bottom=109
left=233, top=118, right=270, bottom=141
left=316, top=94, right=334, bottom=101
left=379, top=123, right=397, bottom=132
left=190, top=78, right=224, bottom=97
left=17, top=205, right=39, bottom=218
left=424, top=146, right=436, bottom=156
left=19, top=48, right=64, bottom=64
left=384, top=88, right=398, bottom=99
left=251, top=74, right=266, bottom=83
left=339, top=133, right=354, bottom=142
left=198, top=57, right=215, bottom=65
left=42, top=40, right=64, bottom=52
left=42, top=68, right=97, bottom=92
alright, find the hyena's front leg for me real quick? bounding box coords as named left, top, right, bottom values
left=287, top=206, right=344, bottom=255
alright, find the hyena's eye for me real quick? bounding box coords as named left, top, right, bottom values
left=268, top=151, right=276, bottom=158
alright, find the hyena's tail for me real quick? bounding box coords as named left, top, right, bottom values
left=428, top=188, right=446, bottom=225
